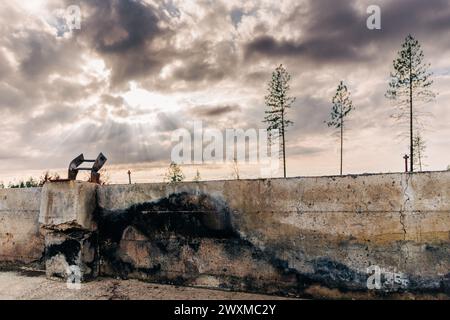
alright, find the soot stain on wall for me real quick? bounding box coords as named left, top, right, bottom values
left=44, top=229, right=99, bottom=280
left=96, top=193, right=237, bottom=240
left=94, top=192, right=438, bottom=297
left=45, top=238, right=81, bottom=266
left=95, top=193, right=247, bottom=278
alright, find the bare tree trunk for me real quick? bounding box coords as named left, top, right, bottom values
left=417, top=139, right=423, bottom=171
left=418, top=150, right=422, bottom=171
left=281, top=109, right=286, bottom=178
left=409, top=48, right=414, bottom=172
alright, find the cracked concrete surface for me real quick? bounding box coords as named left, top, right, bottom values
left=1, top=171, right=449, bottom=298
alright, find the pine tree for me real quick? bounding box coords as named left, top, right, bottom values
left=326, top=81, right=354, bottom=176
left=263, top=64, right=296, bottom=178
left=165, top=162, right=184, bottom=183
left=386, top=35, right=436, bottom=172
left=8, top=177, right=39, bottom=188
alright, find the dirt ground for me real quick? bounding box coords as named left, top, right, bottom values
left=0, top=271, right=292, bottom=300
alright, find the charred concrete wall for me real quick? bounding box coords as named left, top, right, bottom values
left=96, top=172, right=450, bottom=298
left=39, top=181, right=99, bottom=281
left=0, top=188, right=44, bottom=265
left=0, top=172, right=449, bottom=298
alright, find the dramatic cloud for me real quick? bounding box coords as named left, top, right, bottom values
left=74, top=0, right=170, bottom=87
left=1, top=0, right=450, bottom=183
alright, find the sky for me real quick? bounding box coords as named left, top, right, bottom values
left=0, top=0, right=450, bottom=184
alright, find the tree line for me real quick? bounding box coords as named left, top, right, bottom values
left=0, top=172, right=60, bottom=189
left=265, top=34, right=438, bottom=177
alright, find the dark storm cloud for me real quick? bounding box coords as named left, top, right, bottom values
left=70, top=0, right=173, bottom=88
left=53, top=0, right=240, bottom=91
left=190, top=104, right=241, bottom=118
left=2, top=20, right=83, bottom=82
left=245, top=35, right=369, bottom=62
left=88, top=0, right=160, bottom=53
left=380, top=0, right=450, bottom=35
left=0, top=4, right=91, bottom=117
left=245, top=0, right=371, bottom=62
left=245, top=0, right=450, bottom=64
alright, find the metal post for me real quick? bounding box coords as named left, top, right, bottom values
left=127, top=170, right=132, bottom=184
left=68, top=153, right=107, bottom=183
left=403, top=154, right=409, bottom=173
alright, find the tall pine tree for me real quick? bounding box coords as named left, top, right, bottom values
left=326, top=81, right=354, bottom=176
left=386, top=35, right=435, bottom=172
left=263, top=64, right=296, bottom=178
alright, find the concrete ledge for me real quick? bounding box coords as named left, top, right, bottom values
left=1, top=172, right=449, bottom=298
left=39, top=181, right=98, bottom=231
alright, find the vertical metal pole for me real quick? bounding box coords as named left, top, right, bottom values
left=403, top=154, right=409, bottom=173
left=128, top=170, right=132, bottom=184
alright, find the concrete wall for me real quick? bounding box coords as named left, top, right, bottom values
left=96, top=171, right=450, bottom=298
left=0, top=188, right=44, bottom=265
left=1, top=171, right=449, bottom=298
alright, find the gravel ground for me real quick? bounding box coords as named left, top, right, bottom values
left=0, top=271, right=291, bottom=300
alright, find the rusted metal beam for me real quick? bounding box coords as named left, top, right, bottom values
left=68, top=153, right=107, bottom=183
